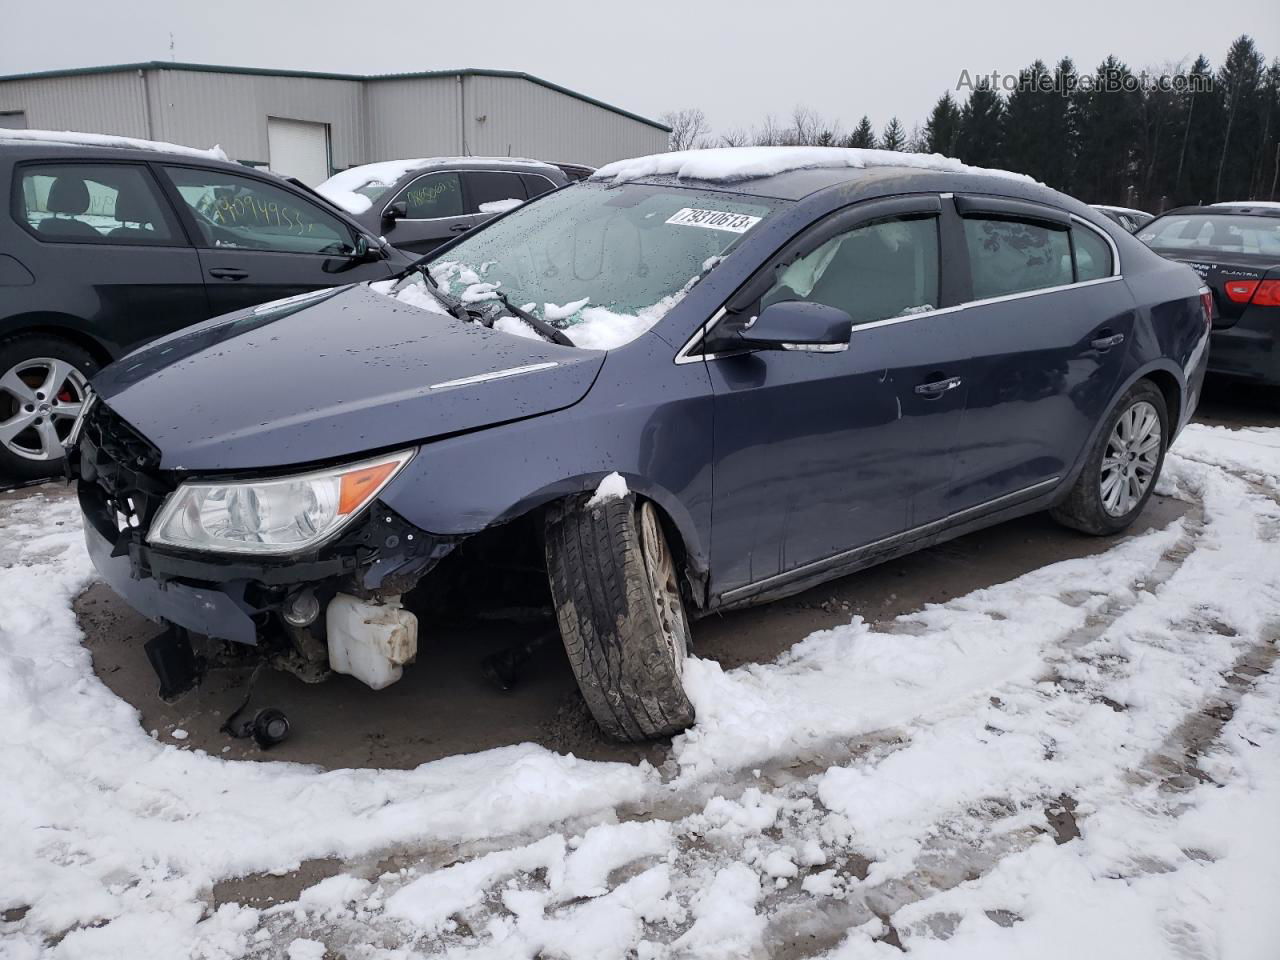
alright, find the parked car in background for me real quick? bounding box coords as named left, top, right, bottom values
left=316, top=157, right=569, bottom=255
left=73, top=147, right=1209, bottom=742
left=1091, top=204, right=1154, bottom=232
left=1137, top=204, right=1280, bottom=386
left=552, top=162, right=596, bottom=182
left=0, top=130, right=409, bottom=483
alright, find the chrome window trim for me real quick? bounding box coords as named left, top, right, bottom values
left=718, top=476, right=1061, bottom=603
left=674, top=214, right=1125, bottom=364
left=380, top=169, right=552, bottom=223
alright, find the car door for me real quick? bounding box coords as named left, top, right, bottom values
left=376, top=170, right=473, bottom=255
left=11, top=159, right=208, bottom=352
left=157, top=163, right=395, bottom=315
left=705, top=195, right=970, bottom=601
left=941, top=196, right=1134, bottom=513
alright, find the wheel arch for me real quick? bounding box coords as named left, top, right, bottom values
left=0, top=315, right=115, bottom=369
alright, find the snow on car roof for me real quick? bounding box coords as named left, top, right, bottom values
left=1212, top=200, right=1280, bottom=211
left=1092, top=204, right=1150, bottom=216
left=318, top=156, right=559, bottom=215
left=590, top=146, right=1036, bottom=187
left=0, top=128, right=227, bottom=161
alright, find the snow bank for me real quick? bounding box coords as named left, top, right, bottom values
left=592, top=146, right=1037, bottom=187
left=1, top=127, right=227, bottom=160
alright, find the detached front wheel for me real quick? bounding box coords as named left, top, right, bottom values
left=545, top=493, right=695, bottom=742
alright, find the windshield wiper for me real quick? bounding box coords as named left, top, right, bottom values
left=490, top=292, right=575, bottom=347
left=405, top=262, right=470, bottom=323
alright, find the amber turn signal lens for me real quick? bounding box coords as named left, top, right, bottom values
left=338, top=461, right=401, bottom=515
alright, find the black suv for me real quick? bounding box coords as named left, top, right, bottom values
left=0, top=135, right=409, bottom=482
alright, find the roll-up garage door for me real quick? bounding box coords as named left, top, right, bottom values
left=267, top=118, right=330, bottom=186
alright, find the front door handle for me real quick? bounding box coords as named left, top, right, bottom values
left=915, top=376, right=963, bottom=397
left=1091, top=332, right=1125, bottom=350
left=208, top=267, right=249, bottom=281
left=449, top=223, right=472, bottom=233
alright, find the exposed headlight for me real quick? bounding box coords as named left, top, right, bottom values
left=147, top=449, right=415, bottom=555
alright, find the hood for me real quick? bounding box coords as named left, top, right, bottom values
left=92, top=284, right=604, bottom=471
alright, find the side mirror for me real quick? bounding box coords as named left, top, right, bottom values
left=732, top=300, right=853, bottom=353
left=383, top=201, right=408, bottom=224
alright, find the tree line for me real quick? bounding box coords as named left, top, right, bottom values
left=661, top=34, right=1279, bottom=211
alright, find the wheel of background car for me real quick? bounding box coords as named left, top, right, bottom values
left=544, top=492, right=696, bottom=742
left=0, top=335, right=98, bottom=484
left=1051, top=380, right=1168, bottom=536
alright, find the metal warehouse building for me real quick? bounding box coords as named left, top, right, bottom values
left=0, top=62, right=670, bottom=184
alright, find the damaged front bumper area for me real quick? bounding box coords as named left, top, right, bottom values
left=73, top=403, right=457, bottom=683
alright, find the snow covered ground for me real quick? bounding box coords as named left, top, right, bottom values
left=2, top=423, right=1278, bottom=959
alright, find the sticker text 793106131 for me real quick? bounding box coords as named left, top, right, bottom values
left=665, top=207, right=762, bottom=234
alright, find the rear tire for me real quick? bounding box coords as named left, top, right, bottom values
left=1051, top=379, right=1168, bottom=536
left=544, top=493, right=695, bottom=742
left=0, top=335, right=98, bottom=486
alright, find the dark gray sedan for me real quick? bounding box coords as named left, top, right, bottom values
left=317, top=157, right=568, bottom=255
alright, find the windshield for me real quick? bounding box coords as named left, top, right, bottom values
left=1139, top=214, right=1280, bottom=256
left=423, top=182, right=779, bottom=349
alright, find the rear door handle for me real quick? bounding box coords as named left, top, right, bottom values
left=208, top=267, right=249, bottom=280
left=1091, top=332, right=1125, bottom=350
left=915, top=376, right=963, bottom=397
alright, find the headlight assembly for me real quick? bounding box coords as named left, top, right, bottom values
left=147, top=449, right=415, bottom=555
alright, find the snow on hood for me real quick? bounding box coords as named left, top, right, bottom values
left=318, top=157, right=558, bottom=215
left=591, top=146, right=1036, bottom=187
left=0, top=127, right=227, bottom=160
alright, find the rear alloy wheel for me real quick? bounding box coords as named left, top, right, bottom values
left=0, top=337, right=97, bottom=485
left=1051, top=380, right=1168, bottom=536
left=544, top=493, right=695, bottom=742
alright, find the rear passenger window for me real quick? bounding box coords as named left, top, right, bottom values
left=1073, top=225, right=1113, bottom=282
left=762, top=216, right=940, bottom=325
left=520, top=173, right=557, bottom=199
left=963, top=218, right=1072, bottom=300
left=17, top=163, right=174, bottom=244
left=467, top=171, right=527, bottom=213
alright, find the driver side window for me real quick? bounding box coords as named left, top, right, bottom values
left=762, top=216, right=940, bottom=325
left=162, top=166, right=355, bottom=255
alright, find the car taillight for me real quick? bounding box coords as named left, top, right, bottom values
left=1199, top=287, right=1214, bottom=328
left=1224, top=279, right=1259, bottom=303
left=1250, top=279, right=1280, bottom=307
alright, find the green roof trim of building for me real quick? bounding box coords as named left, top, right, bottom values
left=0, top=61, right=671, bottom=132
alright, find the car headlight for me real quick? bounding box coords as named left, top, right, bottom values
left=147, top=449, right=415, bottom=555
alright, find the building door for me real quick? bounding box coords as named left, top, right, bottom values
left=267, top=118, right=330, bottom=186
left=0, top=111, right=27, bottom=129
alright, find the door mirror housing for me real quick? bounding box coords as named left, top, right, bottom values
left=730, top=300, right=853, bottom=353
left=383, top=201, right=408, bottom=224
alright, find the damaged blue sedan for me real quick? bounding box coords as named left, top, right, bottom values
left=71, top=147, right=1211, bottom=742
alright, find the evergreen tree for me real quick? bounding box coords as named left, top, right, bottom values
left=956, top=80, right=1005, bottom=168
left=880, top=117, right=907, bottom=151
left=846, top=116, right=876, bottom=148
left=1073, top=56, right=1144, bottom=204
left=1174, top=54, right=1221, bottom=205
left=1214, top=35, right=1266, bottom=200
left=1002, top=60, right=1060, bottom=184
left=923, top=93, right=962, bottom=155
left=1045, top=58, right=1078, bottom=192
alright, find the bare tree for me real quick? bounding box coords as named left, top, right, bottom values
left=754, top=114, right=784, bottom=146
left=660, top=108, right=711, bottom=152
left=718, top=128, right=750, bottom=147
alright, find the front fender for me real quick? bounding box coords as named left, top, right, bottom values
left=377, top=335, right=716, bottom=576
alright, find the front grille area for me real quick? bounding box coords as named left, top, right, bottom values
left=77, top=402, right=171, bottom=538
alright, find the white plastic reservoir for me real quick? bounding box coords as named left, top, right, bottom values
left=326, top=593, right=419, bottom=690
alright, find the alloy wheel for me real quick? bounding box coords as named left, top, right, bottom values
left=1100, top=399, right=1161, bottom=517
left=0, top=358, right=90, bottom=461
left=638, top=501, right=690, bottom=675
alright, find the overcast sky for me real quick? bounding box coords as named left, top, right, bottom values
left=3, top=0, right=1278, bottom=138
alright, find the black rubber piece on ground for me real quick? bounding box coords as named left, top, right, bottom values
left=544, top=493, right=695, bottom=742
left=1051, top=379, right=1168, bottom=536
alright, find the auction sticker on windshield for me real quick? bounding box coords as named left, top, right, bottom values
left=665, top=207, right=762, bottom=233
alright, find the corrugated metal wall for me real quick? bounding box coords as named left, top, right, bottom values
left=364, top=77, right=463, bottom=160
left=462, top=75, right=667, bottom=165
left=147, top=70, right=365, bottom=168
left=0, top=67, right=667, bottom=173
left=0, top=71, right=150, bottom=138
